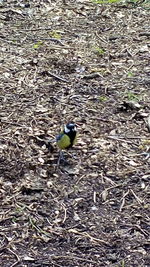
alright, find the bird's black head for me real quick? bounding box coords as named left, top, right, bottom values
left=64, top=122, right=76, bottom=133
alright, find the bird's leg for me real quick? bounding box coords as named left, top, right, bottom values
left=57, top=150, right=66, bottom=165
left=66, top=150, right=77, bottom=160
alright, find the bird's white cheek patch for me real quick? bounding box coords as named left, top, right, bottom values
left=64, top=125, right=70, bottom=133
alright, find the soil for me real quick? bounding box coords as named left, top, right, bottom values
left=0, top=0, right=150, bottom=266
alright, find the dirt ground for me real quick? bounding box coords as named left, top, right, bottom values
left=0, top=0, right=150, bottom=266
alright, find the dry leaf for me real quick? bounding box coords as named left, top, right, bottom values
left=101, top=189, right=108, bottom=201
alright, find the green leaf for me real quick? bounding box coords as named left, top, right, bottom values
left=126, top=91, right=140, bottom=101
left=49, top=31, right=61, bottom=39
left=12, top=217, right=18, bottom=223
left=93, top=46, right=105, bottom=55
left=99, top=96, right=108, bottom=102
left=33, top=41, right=43, bottom=49
left=127, top=71, right=133, bottom=77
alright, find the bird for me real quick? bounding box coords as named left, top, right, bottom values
left=56, top=122, right=77, bottom=165
left=56, top=122, right=77, bottom=150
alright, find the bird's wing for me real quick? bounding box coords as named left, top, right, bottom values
left=56, top=133, right=64, bottom=142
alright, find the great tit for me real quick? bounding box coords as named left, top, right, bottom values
left=56, top=122, right=77, bottom=150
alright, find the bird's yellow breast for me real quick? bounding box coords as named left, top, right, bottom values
left=57, top=134, right=71, bottom=149
left=57, top=133, right=77, bottom=149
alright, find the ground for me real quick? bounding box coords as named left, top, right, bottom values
left=0, top=0, right=150, bottom=266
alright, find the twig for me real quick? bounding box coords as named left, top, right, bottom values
left=130, top=189, right=144, bottom=204
left=93, top=191, right=97, bottom=203
left=107, top=135, right=139, bottom=145
left=103, top=183, right=123, bottom=191
left=29, top=217, right=51, bottom=237
left=119, top=197, right=125, bottom=212
left=95, top=31, right=108, bottom=43
left=125, top=223, right=149, bottom=237
left=0, top=234, right=9, bottom=252
left=62, top=204, right=67, bottom=224
left=52, top=255, right=98, bottom=264
left=82, top=73, right=103, bottom=79
left=68, top=228, right=109, bottom=245
left=134, top=224, right=149, bottom=237
left=29, top=37, right=65, bottom=46
left=8, top=247, right=20, bottom=267
left=0, top=37, right=21, bottom=45
left=1, top=120, right=28, bottom=128
left=19, top=27, right=57, bottom=31
left=47, top=71, right=69, bottom=83
left=90, top=117, right=120, bottom=123
left=139, top=32, right=150, bottom=37
left=119, top=190, right=130, bottom=212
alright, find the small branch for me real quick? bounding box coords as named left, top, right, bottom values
left=82, top=73, right=103, bottom=79
left=119, top=190, right=130, bottom=212
left=130, top=189, right=144, bottom=205
left=107, top=135, right=134, bottom=144
left=62, top=204, right=67, bottom=224
left=52, top=255, right=98, bottom=264
left=29, top=217, right=51, bottom=237
left=29, top=37, right=65, bottom=46
left=8, top=248, right=20, bottom=267
left=68, top=228, right=109, bottom=245
left=108, top=135, right=149, bottom=140
left=19, top=27, right=56, bottom=32
left=139, top=32, right=150, bottom=37
left=47, top=71, right=69, bottom=83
